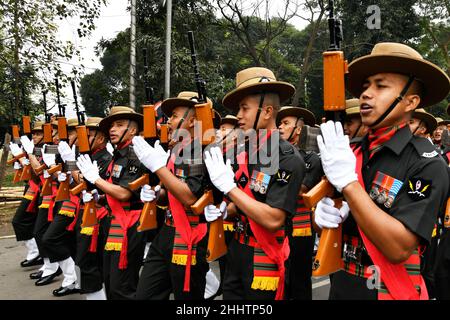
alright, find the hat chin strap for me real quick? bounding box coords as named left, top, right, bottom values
left=411, top=120, right=423, bottom=136
left=171, top=108, right=193, bottom=143
left=114, top=120, right=130, bottom=149
left=369, top=76, right=415, bottom=128
left=287, top=117, right=300, bottom=143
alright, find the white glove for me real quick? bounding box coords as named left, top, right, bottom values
left=132, top=137, right=170, bottom=173
left=22, top=158, right=30, bottom=166
left=76, top=154, right=100, bottom=184
left=317, top=121, right=358, bottom=192
left=20, top=136, right=35, bottom=154
left=13, top=162, right=22, bottom=170
left=58, top=141, right=76, bottom=162
left=42, top=145, right=56, bottom=167
left=314, top=197, right=350, bottom=229
left=43, top=170, right=50, bottom=179
left=204, top=201, right=228, bottom=222
left=9, top=142, right=24, bottom=157
left=57, top=172, right=67, bottom=182
left=140, top=184, right=161, bottom=202
left=106, top=142, right=114, bottom=156
left=82, top=190, right=92, bottom=203
left=204, top=146, right=236, bottom=194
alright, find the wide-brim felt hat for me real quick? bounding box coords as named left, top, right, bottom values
left=345, top=99, right=361, bottom=117
left=347, top=42, right=450, bottom=108
left=276, top=106, right=316, bottom=127
left=67, top=118, right=79, bottom=128
left=436, top=117, right=450, bottom=126
left=31, top=121, right=44, bottom=132
left=223, top=67, right=295, bottom=111
left=161, top=91, right=212, bottom=118
left=99, top=106, right=143, bottom=133
left=220, top=115, right=238, bottom=127
left=412, top=108, right=437, bottom=133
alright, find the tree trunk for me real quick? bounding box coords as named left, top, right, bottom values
left=0, top=133, right=12, bottom=191
left=292, top=11, right=324, bottom=108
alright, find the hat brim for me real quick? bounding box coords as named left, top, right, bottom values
left=98, top=113, right=143, bottom=133
left=413, top=112, right=437, bottom=134
left=347, top=55, right=450, bottom=108
left=438, top=120, right=450, bottom=126
left=161, top=98, right=196, bottom=117
left=220, top=118, right=238, bottom=127
left=223, top=82, right=295, bottom=112
left=276, top=107, right=316, bottom=127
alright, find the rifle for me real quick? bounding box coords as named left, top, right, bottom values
left=187, top=31, right=226, bottom=262
left=67, top=80, right=94, bottom=228
left=53, top=78, right=73, bottom=202
left=302, top=0, right=348, bottom=277
left=19, top=86, right=33, bottom=181
left=128, top=48, right=159, bottom=232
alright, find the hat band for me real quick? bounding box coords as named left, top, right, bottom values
left=237, top=75, right=276, bottom=88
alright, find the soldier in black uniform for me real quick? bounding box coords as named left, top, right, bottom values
left=74, top=117, right=112, bottom=300
left=203, top=67, right=305, bottom=300
left=133, top=91, right=210, bottom=300
left=315, top=42, right=450, bottom=300
left=12, top=121, right=45, bottom=268
left=76, top=107, right=148, bottom=300
left=409, top=108, right=437, bottom=140
left=277, top=106, right=322, bottom=300
left=41, top=118, right=82, bottom=296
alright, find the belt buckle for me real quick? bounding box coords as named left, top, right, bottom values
left=236, top=221, right=244, bottom=234
left=343, top=243, right=363, bottom=266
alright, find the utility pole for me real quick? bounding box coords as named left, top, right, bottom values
left=129, top=0, right=137, bottom=110
left=164, top=0, right=172, bottom=99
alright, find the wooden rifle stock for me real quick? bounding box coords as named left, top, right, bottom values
left=19, top=163, right=32, bottom=181
left=22, top=116, right=31, bottom=135
left=55, top=179, right=70, bottom=202
left=128, top=174, right=149, bottom=190
left=34, top=163, right=47, bottom=175
left=57, top=117, right=68, bottom=141
left=444, top=198, right=450, bottom=229
left=40, top=164, right=62, bottom=196
left=70, top=181, right=87, bottom=195
left=160, top=124, right=169, bottom=144
left=13, top=167, right=23, bottom=183
left=194, top=102, right=215, bottom=146
left=190, top=190, right=227, bottom=262
left=303, top=179, right=343, bottom=277
left=128, top=174, right=158, bottom=232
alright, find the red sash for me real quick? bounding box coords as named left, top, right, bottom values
left=235, top=150, right=290, bottom=300
left=65, top=193, right=82, bottom=231
left=354, top=146, right=427, bottom=300
left=166, top=155, right=207, bottom=292
left=105, top=158, right=140, bottom=269
left=89, top=207, right=109, bottom=253
left=25, top=180, right=40, bottom=213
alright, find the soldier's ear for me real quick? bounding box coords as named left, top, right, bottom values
left=264, top=105, right=274, bottom=120
left=404, top=94, right=421, bottom=112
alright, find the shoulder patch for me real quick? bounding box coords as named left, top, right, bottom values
left=276, top=169, right=292, bottom=185
left=421, top=150, right=439, bottom=158
left=407, top=178, right=431, bottom=201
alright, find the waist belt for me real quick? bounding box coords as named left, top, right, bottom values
left=234, top=220, right=258, bottom=247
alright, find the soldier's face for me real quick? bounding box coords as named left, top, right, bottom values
left=408, top=118, right=427, bottom=137
left=32, top=131, right=44, bottom=145
left=236, top=95, right=260, bottom=132
left=344, top=116, right=362, bottom=137
left=433, top=125, right=445, bottom=141
left=278, top=116, right=300, bottom=141
left=359, top=73, right=418, bottom=129
left=68, top=129, right=77, bottom=146
left=167, top=106, right=193, bottom=135
left=109, top=119, right=131, bottom=144
left=218, top=123, right=235, bottom=139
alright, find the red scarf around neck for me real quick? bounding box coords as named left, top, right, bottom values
left=367, top=123, right=407, bottom=159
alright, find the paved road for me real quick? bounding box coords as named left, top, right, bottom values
left=0, top=236, right=330, bottom=300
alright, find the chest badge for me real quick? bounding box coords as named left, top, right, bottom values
left=112, top=164, right=123, bottom=179
left=369, top=171, right=403, bottom=208
left=250, top=170, right=271, bottom=194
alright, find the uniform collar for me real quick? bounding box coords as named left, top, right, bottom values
left=114, top=142, right=131, bottom=158
left=363, top=125, right=412, bottom=156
